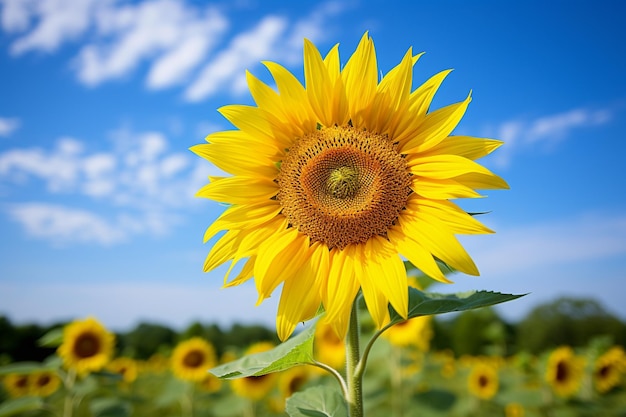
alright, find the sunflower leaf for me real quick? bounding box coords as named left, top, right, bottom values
left=389, top=288, right=525, bottom=324
left=37, top=327, right=64, bottom=347
left=285, top=385, right=348, bottom=417
left=0, top=397, right=44, bottom=417
left=0, top=362, right=56, bottom=375
left=210, top=323, right=317, bottom=379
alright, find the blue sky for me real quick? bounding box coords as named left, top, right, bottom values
left=1, top=0, right=625, bottom=333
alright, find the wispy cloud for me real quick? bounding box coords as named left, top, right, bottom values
left=0, top=127, right=219, bottom=245
left=0, top=0, right=347, bottom=101
left=487, top=106, right=615, bottom=168
left=0, top=116, right=20, bottom=137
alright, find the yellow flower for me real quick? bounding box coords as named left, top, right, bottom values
left=314, top=321, right=345, bottom=370
left=3, top=373, right=30, bottom=398
left=57, top=317, right=115, bottom=375
left=30, top=371, right=61, bottom=397
left=593, top=346, right=625, bottom=394
left=505, top=402, right=524, bottom=417
left=467, top=362, right=499, bottom=400
left=231, top=342, right=278, bottom=401
left=107, top=357, right=138, bottom=384
left=192, top=32, right=508, bottom=341
left=197, top=373, right=222, bottom=393
left=545, top=346, right=585, bottom=398
left=383, top=315, right=432, bottom=350
left=171, top=337, right=217, bottom=382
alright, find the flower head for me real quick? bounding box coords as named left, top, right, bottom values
left=3, top=373, right=30, bottom=398
left=545, top=346, right=585, bottom=398
left=171, top=337, right=217, bottom=382
left=108, top=357, right=138, bottom=384
left=57, top=317, right=115, bottom=375
left=593, top=346, right=625, bottom=394
left=467, top=362, right=499, bottom=400
left=192, top=32, right=507, bottom=340
left=31, top=371, right=61, bottom=397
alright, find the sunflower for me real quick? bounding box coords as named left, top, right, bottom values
left=30, top=370, right=61, bottom=397
left=383, top=315, right=432, bottom=350
left=192, top=32, right=508, bottom=341
left=314, top=321, right=345, bottom=370
left=3, top=373, right=30, bottom=398
left=505, top=402, right=524, bottom=417
left=171, top=337, right=217, bottom=382
left=231, top=342, right=278, bottom=401
left=545, top=346, right=585, bottom=398
left=57, top=317, right=115, bottom=375
left=107, top=357, right=138, bottom=384
left=467, top=362, right=499, bottom=400
left=593, top=347, right=625, bottom=394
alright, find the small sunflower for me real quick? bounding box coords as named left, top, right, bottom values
left=3, top=373, right=30, bottom=398
left=314, top=321, right=345, bottom=370
left=57, top=317, right=115, bottom=375
left=545, top=346, right=585, bottom=398
left=505, top=402, right=524, bottom=417
left=231, top=342, right=278, bottom=401
left=467, top=362, right=499, bottom=400
left=192, top=32, right=508, bottom=341
left=383, top=315, right=432, bottom=350
left=593, top=347, right=624, bottom=394
left=107, top=357, right=138, bottom=384
left=171, top=337, right=217, bottom=382
left=197, top=373, right=222, bottom=393
left=30, top=371, right=61, bottom=397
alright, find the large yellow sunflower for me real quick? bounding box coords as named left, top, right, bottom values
left=171, top=337, right=217, bottom=382
left=192, top=32, right=508, bottom=341
left=57, top=317, right=115, bottom=375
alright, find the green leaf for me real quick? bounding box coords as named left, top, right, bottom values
left=210, top=323, right=317, bottom=379
left=38, top=327, right=64, bottom=347
left=285, top=386, right=348, bottom=417
left=90, top=398, right=132, bottom=417
left=0, top=362, right=56, bottom=375
left=0, top=397, right=44, bottom=417
left=390, top=288, right=525, bottom=324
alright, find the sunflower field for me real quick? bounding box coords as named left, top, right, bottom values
left=2, top=301, right=626, bottom=417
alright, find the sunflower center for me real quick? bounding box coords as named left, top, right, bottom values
left=183, top=350, right=205, bottom=368
left=556, top=361, right=569, bottom=382
left=277, top=125, right=411, bottom=250
left=73, top=332, right=100, bottom=358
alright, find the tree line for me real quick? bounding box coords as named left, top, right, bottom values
left=1, top=296, right=625, bottom=364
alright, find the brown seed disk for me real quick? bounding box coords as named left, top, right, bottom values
left=277, top=125, right=411, bottom=250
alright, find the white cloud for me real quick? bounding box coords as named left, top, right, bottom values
left=74, top=0, right=228, bottom=87
left=0, top=116, right=20, bottom=137
left=0, top=127, right=220, bottom=245
left=184, top=2, right=346, bottom=102
left=6, top=203, right=127, bottom=245
left=7, top=0, right=103, bottom=55
left=184, top=15, right=288, bottom=102
left=489, top=106, right=615, bottom=168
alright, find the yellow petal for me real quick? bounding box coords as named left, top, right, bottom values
left=408, top=154, right=496, bottom=179
left=342, top=32, right=378, bottom=128
left=276, top=243, right=325, bottom=341
left=190, top=143, right=277, bottom=178
left=366, top=236, right=408, bottom=320
left=411, top=176, right=482, bottom=199
left=304, top=38, right=334, bottom=127
left=354, top=242, right=389, bottom=329
left=223, top=256, right=255, bottom=288
left=401, top=216, right=479, bottom=276
left=422, top=135, right=504, bottom=161
left=389, top=224, right=451, bottom=284
left=254, top=228, right=310, bottom=303
left=407, top=198, right=494, bottom=235
left=203, top=201, right=282, bottom=243
left=454, top=172, right=510, bottom=190
left=195, top=176, right=277, bottom=204
left=203, top=230, right=238, bottom=272
left=400, top=92, right=471, bottom=153
left=323, top=247, right=360, bottom=339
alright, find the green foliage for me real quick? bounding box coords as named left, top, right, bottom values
left=516, top=297, right=626, bottom=353
left=210, top=323, right=316, bottom=378
left=118, top=323, right=176, bottom=359
left=0, top=397, right=44, bottom=417
left=286, top=386, right=348, bottom=417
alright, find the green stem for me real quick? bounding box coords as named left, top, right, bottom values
left=345, top=300, right=363, bottom=417
left=311, top=361, right=349, bottom=399
left=62, top=368, right=76, bottom=417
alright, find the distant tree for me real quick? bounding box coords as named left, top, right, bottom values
left=449, top=307, right=511, bottom=356
left=120, top=323, right=176, bottom=359
left=516, top=297, right=626, bottom=353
